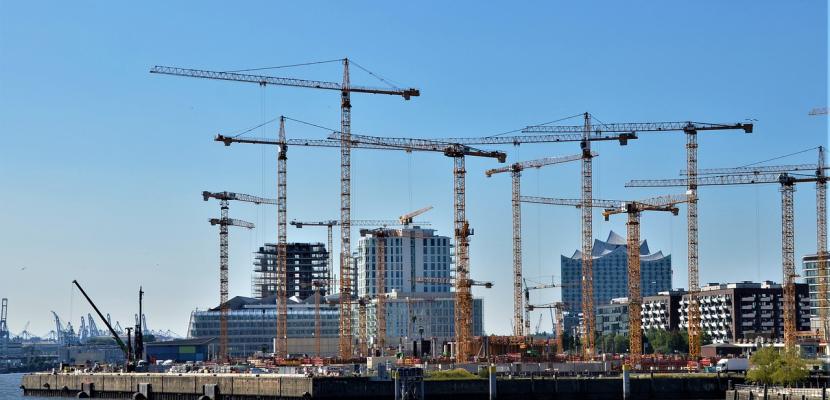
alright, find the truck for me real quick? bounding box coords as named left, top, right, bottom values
left=715, top=358, right=749, bottom=372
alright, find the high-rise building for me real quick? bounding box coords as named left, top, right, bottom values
left=355, top=227, right=452, bottom=297
left=678, top=281, right=811, bottom=343
left=596, top=298, right=630, bottom=336
left=251, top=242, right=329, bottom=300
left=561, top=231, right=672, bottom=330
left=802, top=253, right=829, bottom=333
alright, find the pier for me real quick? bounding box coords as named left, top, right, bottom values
left=21, top=372, right=740, bottom=399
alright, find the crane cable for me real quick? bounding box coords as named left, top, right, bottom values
left=223, top=58, right=344, bottom=73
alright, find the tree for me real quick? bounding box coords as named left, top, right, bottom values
left=614, top=334, right=628, bottom=354
left=747, top=347, right=808, bottom=386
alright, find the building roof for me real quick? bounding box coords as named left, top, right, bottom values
left=145, top=337, right=217, bottom=347
left=565, top=231, right=668, bottom=262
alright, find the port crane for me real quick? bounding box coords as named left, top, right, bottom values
left=486, top=153, right=589, bottom=337
left=203, top=191, right=274, bottom=359
left=152, top=59, right=421, bottom=359
left=627, top=168, right=827, bottom=349
left=0, top=299, right=8, bottom=354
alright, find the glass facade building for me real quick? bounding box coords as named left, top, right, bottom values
left=561, top=231, right=672, bottom=331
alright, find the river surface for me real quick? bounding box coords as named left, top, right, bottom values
left=0, top=373, right=46, bottom=399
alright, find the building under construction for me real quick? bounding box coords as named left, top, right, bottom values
left=252, top=242, right=329, bottom=300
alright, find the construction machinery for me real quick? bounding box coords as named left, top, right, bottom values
left=0, top=299, right=8, bottom=355
left=485, top=153, right=589, bottom=337
left=522, top=278, right=573, bottom=340
left=601, top=195, right=689, bottom=366
left=400, top=206, right=433, bottom=226
left=153, top=59, right=420, bottom=359
left=627, top=170, right=826, bottom=349
left=203, top=191, right=272, bottom=360
left=521, top=115, right=753, bottom=358
left=72, top=280, right=133, bottom=370
left=524, top=302, right=567, bottom=354
left=521, top=194, right=687, bottom=364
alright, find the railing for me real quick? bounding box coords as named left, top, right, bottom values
left=734, top=384, right=825, bottom=398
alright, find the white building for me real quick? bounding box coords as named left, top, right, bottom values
left=355, top=227, right=452, bottom=297
left=802, top=254, right=830, bottom=333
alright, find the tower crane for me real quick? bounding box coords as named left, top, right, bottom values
left=627, top=171, right=826, bottom=349
left=522, top=277, right=573, bottom=339
left=521, top=194, right=687, bottom=364
left=291, top=217, right=432, bottom=293
left=152, top=60, right=420, bottom=359
left=203, top=191, right=273, bottom=360
left=400, top=206, right=433, bottom=226
left=524, top=302, right=567, bottom=355
left=520, top=115, right=753, bottom=358
left=217, top=130, right=471, bottom=360
left=486, top=153, right=590, bottom=337
left=809, top=107, right=828, bottom=116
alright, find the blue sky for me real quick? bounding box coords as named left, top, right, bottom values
left=0, top=1, right=827, bottom=336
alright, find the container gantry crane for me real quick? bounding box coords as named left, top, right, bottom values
left=152, top=60, right=420, bottom=359
left=203, top=191, right=275, bottom=359
left=521, top=194, right=687, bottom=364
left=521, top=115, right=753, bottom=358
left=486, top=153, right=590, bottom=337
left=627, top=171, right=826, bottom=349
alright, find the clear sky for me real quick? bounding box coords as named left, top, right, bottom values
left=1, top=1, right=827, bottom=337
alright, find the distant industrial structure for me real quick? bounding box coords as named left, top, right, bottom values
left=561, top=231, right=672, bottom=331
left=252, top=242, right=330, bottom=299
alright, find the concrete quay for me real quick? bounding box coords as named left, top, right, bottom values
left=21, top=372, right=741, bottom=399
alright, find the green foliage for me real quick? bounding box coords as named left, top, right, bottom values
left=426, top=368, right=480, bottom=380
left=645, top=330, right=688, bottom=354
left=747, top=347, right=808, bottom=386
left=614, top=334, right=628, bottom=353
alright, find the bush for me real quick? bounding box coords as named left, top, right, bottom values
left=426, top=368, right=480, bottom=380
left=747, top=347, right=808, bottom=386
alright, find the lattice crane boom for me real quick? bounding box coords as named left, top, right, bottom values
left=156, top=59, right=420, bottom=360
left=205, top=191, right=261, bottom=361
left=528, top=116, right=751, bottom=359
left=485, top=153, right=589, bottom=337
left=399, top=206, right=433, bottom=226
left=627, top=171, right=825, bottom=349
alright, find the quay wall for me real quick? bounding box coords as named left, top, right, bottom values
left=21, top=372, right=741, bottom=399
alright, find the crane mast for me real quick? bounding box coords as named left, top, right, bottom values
left=627, top=170, right=824, bottom=350
left=154, top=59, right=420, bottom=360
left=817, top=147, right=828, bottom=341
left=276, top=117, right=288, bottom=358
left=485, top=153, right=586, bottom=338
left=685, top=128, right=701, bottom=359
left=204, top=192, right=265, bottom=360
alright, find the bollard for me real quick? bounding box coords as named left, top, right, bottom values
left=622, top=364, right=631, bottom=400
left=489, top=365, right=497, bottom=400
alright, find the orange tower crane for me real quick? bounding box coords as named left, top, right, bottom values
left=627, top=171, right=826, bottom=349
left=522, top=115, right=753, bottom=358
left=485, top=153, right=591, bottom=337
left=202, top=191, right=275, bottom=360
left=223, top=131, right=505, bottom=359
left=522, top=278, right=574, bottom=340
left=152, top=60, right=420, bottom=358
left=329, top=133, right=506, bottom=362
left=521, top=194, right=687, bottom=364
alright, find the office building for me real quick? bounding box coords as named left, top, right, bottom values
left=802, top=253, right=830, bottom=333
left=596, top=298, right=630, bottom=335
left=561, top=231, right=672, bottom=330
left=678, top=281, right=811, bottom=343
left=251, top=242, right=329, bottom=300
left=355, top=227, right=452, bottom=297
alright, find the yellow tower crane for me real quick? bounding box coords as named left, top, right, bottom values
left=152, top=60, right=420, bottom=358
left=628, top=168, right=827, bottom=350
left=485, top=153, right=590, bottom=338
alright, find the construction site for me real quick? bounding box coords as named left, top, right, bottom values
left=3, top=2, right=827, bottom=399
